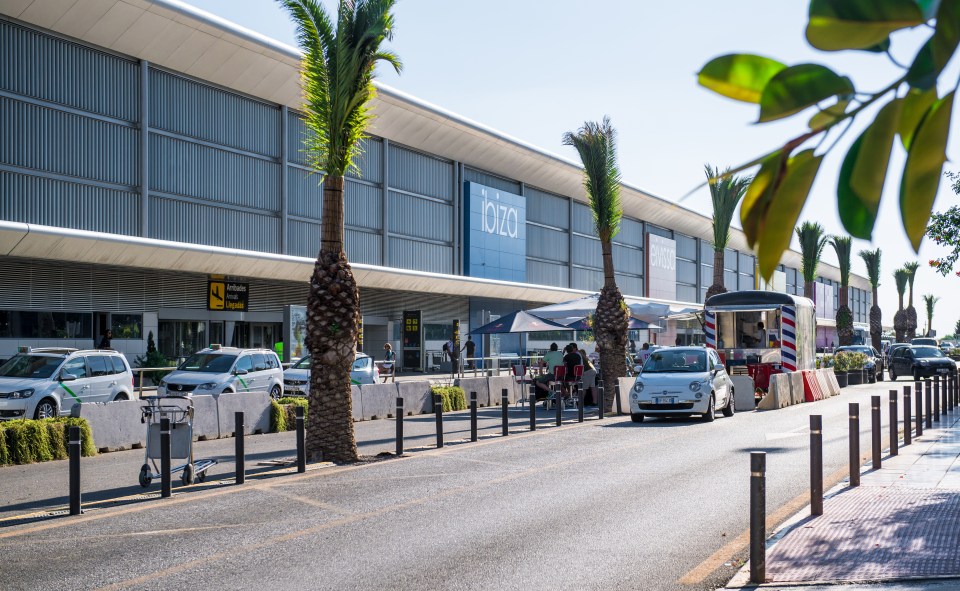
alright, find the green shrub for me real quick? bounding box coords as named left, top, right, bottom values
left=0, top=425, right=9, bottom=466
left=270, top=399, right=287, bottom=433
left=431, top=386, right=466, bottom=412
left=283, top=398, right=308, bottom=429
left=270, top=398, right=309, bottom=433
left=46, top=422, right=67, bottom=460
left=0, top=418, right=95, bottom=466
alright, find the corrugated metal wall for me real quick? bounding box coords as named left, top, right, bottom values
left=464, top=167, right=520, bottom=194
left=149, top=197, right=281, bottom=253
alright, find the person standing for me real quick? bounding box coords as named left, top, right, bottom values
left=381, top=343, right=396, bottom=383
left=97, top=329, right=112, bottom=350
left=756, top=322, right=768, bottom=348
left=448, top=333, right=460, bottom=377
left=463, top=336, right=476, bottom=369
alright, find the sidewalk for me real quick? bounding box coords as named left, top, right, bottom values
left=729, top=402, right=960, bottom=589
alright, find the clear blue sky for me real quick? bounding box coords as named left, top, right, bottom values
left=183, top=0, right=959, bottom=337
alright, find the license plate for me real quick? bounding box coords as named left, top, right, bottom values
left=284, top=388, right=303, bottom=395
left=655, top=397, right=676, bottom=405
left=938, top=369, right=949, bottom=374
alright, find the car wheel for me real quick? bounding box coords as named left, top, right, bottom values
left=701, top=395, right=716, bottom=422
left=270, top=385, right=282, bottom=400
left=138, top=464, right=152, bottom=488
left=631, top=413, right=644, bottom=423
left=722, top=389, right=735, bottom=417
left=34, top=399, right=57, bottom=420
left=113, top=392, right=129, bottom=402
left=890, top=368, right=897, bottom=381
left=877, top=368, right=884, bottom=382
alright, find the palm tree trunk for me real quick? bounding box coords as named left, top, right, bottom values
left=601, top=237, right=616, bottom=289
left=869, top=287, right=881, bottom=352
left=804, top=281, right=814, bottom=300
left=705, top=249, right=727, bottom=301
left=595, top=236, right=628, bottom=414
left=306, top=176, right=361, bottom=463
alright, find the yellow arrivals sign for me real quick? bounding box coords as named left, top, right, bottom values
left=208, top=281, right=249, bottom=311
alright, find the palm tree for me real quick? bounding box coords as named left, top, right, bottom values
left=562, top=117, right=629, bottom=413
left=893, top=268, right=909, bottom=343
left=857, top=249, right=882, bottom=352
left=923, top=294, right=940, bottom=337
left=904, top=261, right=920, bottom=340
left=831, top=236, right=853, bottom=346
left=796, top=221, right=828, bottom=300
left=704, top=165, right=751, bottom=301
left=278, top=0, right=401, bottom=463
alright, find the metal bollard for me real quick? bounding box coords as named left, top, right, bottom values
left=934, top=378, right=941, bottom=422
left=395, top=397, right=404, bottom=457
left=293, top=406, right=306, bottom=472
left=68, top=425, right=82, bottom=516
left=941, top=375, right=948, bottom=415
left=470, top=391, right=478, bottom=442
left=577, top=383, right=584, bottom=423
left=160, top=417, right=172, bottom=498
left=889, top=391, right=898, bottom=456
left=750, top=452, right=766, bottom=584
left=598, top=378, right=605, bottom=420
left=501, top=389, right=509, bottom=437
left=615, top=382, right=622, bottom=415
left=849, top=403, right=860, bottom=487
left=555, top=382, right=562, bottom=427
left=810, top=415, right=823, bottom=516
left=871, top=396, right=881, bottom=470
left=916, top=381, right=923, bottom=436
left=926, top=381, right=933, bottom=429
left=904, top=386, right=912, bottom=446
left=236, top=411, right=246, bottom=483
left=434, top=394, right=444, bottom=448
left=529, top=393, right=536, bottom=431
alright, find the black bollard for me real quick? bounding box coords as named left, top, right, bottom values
left=294, top=406, right=305, bottom=473
left=68, top=425, right=81, bottom=516
left=470, top=391, right=478, bottom=442
left=871, top=396, right=881, bottom=470
left=889, top=391, right=898, bottom=456
left=577, top=383, right=584, bottom=423
left=904, top=386, right=912, bottom=446
left=598, top=378, right=605, bottom=421
left=615, top=382, right=622, bottom=415
left=236, top=411, right=246, bottom=483
left=941, top=375, right=948, bottom=416
left=849, top=403, right=860, bottom=487
left=555, top=382, right=562, bottom=427
left=934, top=378, right=941, bottom=422
left=434, top=394, right=444, bottom=448
left=916, top=381, right=923, bottom=436
left=395, top=397, right=404, bottom=457
left=160, top=417, right=172, bottom=498
left=810, top=415, right=823, bottom=516
left=529, top=394, right=536, bottom=431
left=750, top=452, right=767, bottom=584
left=926, top=381, right=933, bottom=429
left=501, top=389, right=509, bottom=437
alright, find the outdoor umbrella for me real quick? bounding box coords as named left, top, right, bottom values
left=561, top=317, right=661, bottom=331
left=529, top=295, right=675, bottom=322
left=470, top=310, right=571, bottom=334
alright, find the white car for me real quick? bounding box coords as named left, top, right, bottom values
left=283, top=352, right=378, bottom=396
left=0, top=347, right=134, bottom=420
left=629, top=347, right=734, bottom=423
left=158, top=346, right=283, bottom=399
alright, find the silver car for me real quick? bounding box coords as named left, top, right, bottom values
left=629, top=347, right=734, bottom=423
left=283, top=352, right=378, bottom=396
left=159, top=346, right=284, bottom=399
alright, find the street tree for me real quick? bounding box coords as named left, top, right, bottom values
left=905, top=261, right=920, bottom=340
left=705, top=165, right=752, bottom=301
left=697, top=1, right=960, bottom=279
left=923, top=294, right=940, bottom=337
left=831, top=236, right=853, bottom=345
left=278, top=0, right=401, bottom=463
left=797, top=221, right=828, bottom=300
left=955, top=318, right=960, bottom=337
left=927, top=172, right=960, bottom=276
left=562, top=117, right=629, bottom=412
left=858, top=248, right=883, bottom=353
left=894, top=268, right=909, bottom=342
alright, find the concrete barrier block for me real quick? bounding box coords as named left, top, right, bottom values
left=397, top=381, right=432, bottom=414
left=77, top=399, right=147, bottom=451
left=359, top=383, right=400, bottom=419
left=730, top=376, right=756, bottom=411
left=487, top=376, right=514, bottom=405
left=759, top=373, right=792, bottom=410
left=456, top=377, right=489, bottom=407
left=789, top=371, right=806, bottom=405
left=189, top=394, right=221, bottom=440
left=352, top=385, right=362, bottom=421
left=822, top=369, right=841, bottom=397
left=216, top=391, right=271, bottom=436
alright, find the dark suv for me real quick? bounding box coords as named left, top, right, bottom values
left=889, top=346, right=957, bottom=381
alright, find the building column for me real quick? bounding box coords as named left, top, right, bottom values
left=139, top=60, right=149, bottom=238
left=280, top=106, right=288, bottom=254
left=382, top=138, right=390, bottom=266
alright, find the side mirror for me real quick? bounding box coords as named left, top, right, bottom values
left=633, top=365, right=643, bottom=373
left=60, top=372, right=77, bottom=382
left=711, top=368, right=721, bottom=376
left=234, top=369, right=249, bottom=376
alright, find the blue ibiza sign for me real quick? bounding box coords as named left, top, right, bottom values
left=464, top=182, right=526, bottom=282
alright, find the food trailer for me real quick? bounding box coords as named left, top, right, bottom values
left=704, top=291, right=816, bottom=391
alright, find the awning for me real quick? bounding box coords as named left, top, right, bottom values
left=470, top=311, right=570, bottom=335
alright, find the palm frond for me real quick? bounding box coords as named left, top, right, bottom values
left=894, top=268, right=908, bottom=297
left=923, top=294, right=940, bottom=317
left=796, top=221, right=828, bottom=283
left=904, top=261, right=920, bottom=290
left=705, top=164, right=751, bottom=252
left=857, top=248, right=881, bottom=289
left=830, top=236, right=852, bottom=288
left=562, top=117, right=622, bottom=241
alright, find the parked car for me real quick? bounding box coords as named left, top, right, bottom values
left=158, top=346, right=283, bottom=399
left=939, top=341, right=956, bottom=353
left=0, top=347, right=134, bottom=420
left=911, top=337, right=939, bottom=347
left=283, top=352, right=379, bottom=397
left=835, top=345, right=884, bottom=381
left=629, top=347, right=734, bottom=423
left=888, top=345, right=957, bottom=381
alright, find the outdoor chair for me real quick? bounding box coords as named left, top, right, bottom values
left=543, top=365, right=567, bottom=410
left=512, top=364, right=534, bottom=407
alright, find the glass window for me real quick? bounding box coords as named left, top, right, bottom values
left=677, top=260, right=698, bottom=284
left=179, top=353, right=237, bottom=373
left=87, top=355, right=109, bottom=377
left=235, top=355, right=253, bottom=373
left=110, top=356, right=127, bottom=374
left=724, top=249, right=738, bottom=271
left=739, top=253, right=754, bottom=273
left=111, top=314, right=142, bottom=339
left=61, top=358, right=87, bottom=379
left=266, top=354, right=279, bottom=369
left=293, top=355, right=311, bottom=369
left=251, top=353, right=267, bottom=372
left=0, top=355, right=64, bottom=379
left=424, top=324, right=454, bottom=340
left=158, top=321, right=207, bottom=359
left=0, top=310, right=92, bottom=339
left=700, top=241, right=715, bottom=264
left=352, top=356, right=372, bottom=371
left=642, top=349, right=706, bottom=373
left=676, top=234, right=697, bottom=260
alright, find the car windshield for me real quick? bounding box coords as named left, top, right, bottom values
left=0, top=355, right=64, bottom=379
left=642, top=350, right=706, bottom=373
left=352, top=356, right=371, bottom=371
left=914, top=346, right=944, bottom=358
left=293, top=356, right=311, bottom=369
left=913, top=339, right=937, bottom=346
left=838, top=346, right=873, bottom=356
left=178, top=353, right=237, bottom=373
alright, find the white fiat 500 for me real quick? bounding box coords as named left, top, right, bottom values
left=629, top=347, right=734, bottom=423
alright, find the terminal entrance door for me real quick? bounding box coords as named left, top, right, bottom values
left=230, top=322, right=281, bottom=350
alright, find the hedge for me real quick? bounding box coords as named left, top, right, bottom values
left=431, top=386, right=466, bottom=412
left=271, top=397, right=308, bottom=433
left=0, top=417, right=96, bottom=466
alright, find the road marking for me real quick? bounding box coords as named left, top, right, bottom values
left=260, top=486, right=354, bottom=515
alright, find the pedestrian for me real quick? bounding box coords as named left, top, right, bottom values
left=381, top=343, right=396, bottom=383
left=97, top=329, right=112, bottom=350
left=448, top=333, right=460, bottom=376
left=629, top=339, right=636, bottom=354
left=463, top=336, right=476, bottom=369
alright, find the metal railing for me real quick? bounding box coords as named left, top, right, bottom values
left=131, top=366, right=178, bottom=399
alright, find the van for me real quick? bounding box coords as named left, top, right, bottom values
left=158, top=346, right=283, bottom=399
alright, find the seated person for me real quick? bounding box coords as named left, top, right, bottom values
left=534, top=343, right=564, bottom=399
left=561, top=343, right=584, bottom=399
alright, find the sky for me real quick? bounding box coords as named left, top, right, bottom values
left=182, top=0, right=960, bottom=337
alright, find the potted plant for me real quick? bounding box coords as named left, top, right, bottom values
left=847, top=352, right=867, bottom=386
left=833, top=351, right=849, bottom=388
left=134, top=331, right=170, bottom=387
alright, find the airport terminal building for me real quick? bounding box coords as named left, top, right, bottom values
left=0, top=0, right=872, bottom=365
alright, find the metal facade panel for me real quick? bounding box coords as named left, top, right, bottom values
left=677, top=284, right=698, bottom=304
left=0, top=170, right=139, bottom=235
left=149, top=134, right=280, bottom=211
left=617, top=273, right=643, bottom=298
left=148, top=196, right=280, bottom=253
left=739, top=252, right=754, bottom=274
left=724, top=248, right=738, bottom=271
left=571, top=234, right=602, bottom=268
left=149, top=68, right=280, bottom=157
left=526, top=259, right=569, bottom=289
left=0, top=19, right=139, bottom=122
left=388, top=237, right=452, bottom=274
left=612, top=243, right=642, bottom=276
left=646, top=224, right=672, bottom=239
left=524, top=186, right=569, bottom=228
left=526, top=225, right=568, bottom=263
left=678, top=259, right=698, bottom=285
left=0, top=96, right=139, bottom=186
left=463, top=167, right=520, bottom=195
left=346, top=136, right=383, bottom=185
left=387, top=191, right=452, bottom=242
left=571, top=202, right=594, bottom=235
left=359, top=287, right=468, bottom=325
left=345, top=180, right=382, bottom=231
left=345, top=229, right=382, bottom=265
left=617, top=217, right=643, bottom=247
left=288, top=218, right=319, bottom=259
left=389, top=145, right=452, bottom=201
left=288, top=167, right=322, bottom=220
left=676, top=234, right=697, bottom=261
left=571, top=266, right=602, bottom=292
left=286, top=110, right=310, bottom=165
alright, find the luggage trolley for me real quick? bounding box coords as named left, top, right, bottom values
left=138, top=395, right=218, bottom=488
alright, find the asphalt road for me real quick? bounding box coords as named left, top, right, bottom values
left=0, top=381, right=925, bottom=590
